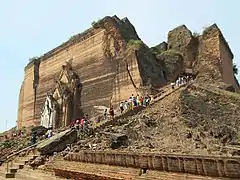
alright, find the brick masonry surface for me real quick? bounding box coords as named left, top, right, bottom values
left=64, top=151, right=240, bottom=179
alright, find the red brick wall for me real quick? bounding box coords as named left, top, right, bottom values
left=219, top=36, right=239, bottom=92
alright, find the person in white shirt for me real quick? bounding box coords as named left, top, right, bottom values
left=170, top=82, right=175, bottom=89
left=119, top=102, right=124, bottom=114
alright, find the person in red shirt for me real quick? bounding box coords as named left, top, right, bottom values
left=80, top=117, right=85, bottom=129
left=69, top=120, right=76, bottom=128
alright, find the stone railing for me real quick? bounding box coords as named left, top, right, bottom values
left=64, top=151, right=240, bottom=178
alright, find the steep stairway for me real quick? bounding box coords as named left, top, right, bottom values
left=0, top=153, right=39, bottom=179
left=0, top=153, right=66, bottom=179
left=93, top=82, right=189, bottom=130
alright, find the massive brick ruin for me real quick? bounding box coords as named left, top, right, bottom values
left=17, top=15, right=239, bottom=129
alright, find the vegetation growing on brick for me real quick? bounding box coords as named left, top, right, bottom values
left=159, top=49, right=182, bottom=57
left=127, top=40, right=144, bottom=50
left=29, top=56, right=40, bottom=62
left=233, top=63, right=238, bottom=75
left=192, top=32, right=200, bottom=38
left=0, top=140, right=16, bottom=149
left=91, top=18, right=102, bottom=28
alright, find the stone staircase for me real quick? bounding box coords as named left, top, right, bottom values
left=14, top=168, right=64, bottom=180
left=93, top=82, right=188, bottom=130
left=0, top=153, right=39, bottom=179
left=0, top=153, right=66, bottom=180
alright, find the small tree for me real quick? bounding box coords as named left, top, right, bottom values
left=233, top=63, right=238, bottom=75
left=68, top=35, right=76, bottom=41
left=29, top=56, right=39, bottom=62
left=91, top=21, right=96, bottom=26
left=91, top=19, right=102, bottom=28
left=192, top=32, right=200, bottom=38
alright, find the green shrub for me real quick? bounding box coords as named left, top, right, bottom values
left=192, top=32, right=200, bottom=38
left=68, top=36, right=75, bottom=41
left=127, top=40, right=143, bottom=49
left=159, top=49, right=182, bottom=56
left=233, top=63, right=238, bottom=75
left=91, top=21, right=96, bottom=26
left=0, top=140, right=16, bottom=148
left=29, top=56, right=39, bottom=62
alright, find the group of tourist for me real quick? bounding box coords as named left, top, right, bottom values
left=1, top=130, right=24, bottom=141
left=70, top=93, right=153, bottom=127
left=118, top=94, right=152, bottom=114
left=171, top=75, right=192, bottom=89
left=107, top=75, right=193, bottom=123
left=70, top=115, right=90, bottom=134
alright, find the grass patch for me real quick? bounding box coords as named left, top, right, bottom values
left=29, top=56, right=40, bottom=62
left=127, top=40, right=143, bottom=49
left=192, top=32, right=200, bottom=38
left=233, top=63, right=238, bottom=75
left=68, top=35, right=75, bottom=41
left=159, top=49, right=182, bottom=56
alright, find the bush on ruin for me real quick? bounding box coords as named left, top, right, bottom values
left=127, top=40, right=144, bottom=49
left=233, top=63, right=238, bottom=75
left=192, top=32, right=200, bottom=38
left=29, top=56, right=40, bottom=62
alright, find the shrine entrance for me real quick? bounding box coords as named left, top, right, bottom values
left=40, top=62, right=82, bottom=129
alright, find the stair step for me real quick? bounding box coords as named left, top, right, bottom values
left=9, top=167, right=18, bottom=173
left=27, top=155, right=38, bottom=159
left=5, top=172, right=15, bottom=178
left=15, top=169, right=62, bottom=180
left=23, top=160, right=29, bottom=164
left=18, top=164, right=24, bottom=169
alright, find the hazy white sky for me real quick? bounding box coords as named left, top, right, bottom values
left=0, top=0, right=239, bottom=132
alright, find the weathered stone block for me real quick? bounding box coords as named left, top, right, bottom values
left=183, top=157, right=197, bottom=174
left=86, top=152, right=94, bottom=163
left=225, top=160, right=240, bottom=178
left=114, top=153, right=123, bottom=166
left=195, top=158, right=204, bottom=175
left=203, top=159, right=218, bottom=177
left=153, top=155, right=163, bottom=170
left=147, top=155, right=154, bottom=169
left=151, top=41, right=168, bottom=54
left=139, top=154, right=149, bottom=169
left=217, top=159, right=225, bottom=177
left=105, top=153, right=114, bottom=165
left=36, top=129, right=77, bottom=155
left=162, top=156, right=168, bottom=171
left=109, top=133, right=128, bottom=149
left=167, top=156, right=180, bottom=172
left=79, top=151, right=85, bottom=162
left=125, top=153, right=135, bottom=167
left=157, top=50, right=184, bottom=82
left=95, top=152, right=103, bottom=164
left=167, top=25, right=198, bottom=68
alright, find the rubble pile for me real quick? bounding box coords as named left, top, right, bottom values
left=69, top=83, right=240, bottom=156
